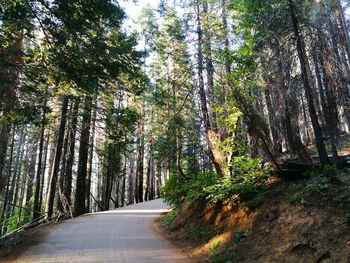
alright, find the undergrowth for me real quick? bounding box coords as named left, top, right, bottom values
left=209, top=229, right=249, bottom=263
left=162, top=209, right=179, bottom=231
left=161, top=155, right=268, bottom=208
left=162, top=160, right=350, bottom=263
left=1, top=207, right=32, bottom=235
left=283, top=165, right=350, bottom=206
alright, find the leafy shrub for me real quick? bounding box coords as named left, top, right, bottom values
left=161, top=171, right=218, bottom=206
left=204, top=156, right=267, bottom=204
left=285, top=192, right=303, bottom=204
left=304, top=177, right=330, bottom=193
left=234, top=229, right=249, bottom=242
left=304, top=165, right=339, bottom=178
left=162, top=209, right=179, bottom=231
left=2, top=208, right=32, bottom=234
left=162, top=156, right=268, bottom=207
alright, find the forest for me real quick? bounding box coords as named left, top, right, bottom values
left=1, top=0, right=350, bottom=242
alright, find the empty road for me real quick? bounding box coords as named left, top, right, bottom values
left=10, top=199, right=188, bottom=263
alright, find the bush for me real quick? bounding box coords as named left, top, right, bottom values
left=162, top=156, right=268, bottom=207
left=162, top=209, right=179, bottom=231
left=2, top=208, right=32, bottom=234
left=204, top=156, right=267, bottom=204
left=161, top=171, right=219, bottom=206
left=304, top=165, right=339, bottom=178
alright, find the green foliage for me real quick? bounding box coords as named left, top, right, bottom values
left=328, top=232, right=340, bottom=244
left=243, top=192, right=266, bottom=209
left=304, top=165, right=340, bottom=178
left=282, top=165, right=341, bottom=201
left=161, top=171, right=219, bottom=206
left=304, top=176, right=330, bottom=194
left=211, top=253, right=237, bottom=263
left=2, top=208, right=32, bottom=234
left=234, top=229, right=249, bottom=242
left=162, top=209, right=178, bottom=231
left=205, top=156, right=267, bottom=204
left=162, top=156, right=267, bottom=207
left=0, top=0, right=34, bottom=47
left=209, top=230, right=248, bottom=262
left=199, top=225, right=212, bottom=238
left=285, top=192, right=304, bottom=204
left=340, top=139, right=350, bottom=149
left=210, top=246, right=242, bottom=263
left=106, top=106, right=140, bottom=143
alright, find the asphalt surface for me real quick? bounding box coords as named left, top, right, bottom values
left=12, top=199, right=188, bottom=263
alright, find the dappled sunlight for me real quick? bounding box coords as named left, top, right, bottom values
left=202, top=203, right=257, bottom=229
left=2, top=0, right=350, bottom=262
left=338, top=147, right=350, bottom=156
left=192, top=231, right=233, bottom=257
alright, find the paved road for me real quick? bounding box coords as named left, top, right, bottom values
left=11, top=199, right=188, bottom=263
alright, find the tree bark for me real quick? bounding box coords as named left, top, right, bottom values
left=196, top=0, right=226, bottom=176
left=288, top=0, right=330, bottom=165
left=25, top=139, right=37, bottom=210
left=135, top=136, right=144, bottom=203
left=85, top=97, right=97, bottom=213
left=33, top=95, right=47, bottom=219
left=63, top=99, right=79, bottom=211
left=0, top=127, right=15, bottom=235
left=74, top=96, right=92, bottom=217
left=144, top=151, right=151, bottom=202
left=0, top=34, right=22, bottom=194
left=7, top=126, right=25, bottom=218
left=135, top=105, right=144, bottom=203
left=39, top=131, right=50, bottom=211
left=45, top=96, right=69, bottom=218
left=318, top=37, right=340, bottom=164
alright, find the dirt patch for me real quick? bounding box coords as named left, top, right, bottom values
left=158, top=200, right=257, bottom=262
left=238, top=201, right=350, bottom=262
left=0, top=222, right=57, bottom=262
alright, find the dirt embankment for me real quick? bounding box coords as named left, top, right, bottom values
left=159, top=174, right=350, bottom=263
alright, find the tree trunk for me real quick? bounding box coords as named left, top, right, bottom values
left=0, top=127, right=15, bottom=235
left=318, top=37, right=340, bottom=164
left=39, top=131, right=50, bottom=211
left=25, top=140, right=37, bottom=210
left=0, top=34, right=22, bottom=194
left=0, top=126, right=11, bottom=194
left=121, top=154, right=127, bottom=207
left=103, top=144, right=113, bottom=211
left=203, top=0, right=217, bottom=130
left=74, top=96, right=92, bottom=217
left=288, top=0, right=330, bottom=165
left=196, top=0, right=226, bottom=176
left=135, top=108, right=144, bottom=203
left=6, top=126, right=25, bottom=219
left=63, top=99, right=79, bottom=211
left=144, top=153, right=151, bottom=202
left=85, top=97, right=97, bottom=213
left=156, top=161, right=161, bottom=199
left=33, top=96, right=47, bottom=220
left=128, top=151, right=135, bottom=205
left=274, top=43, right=312, bottom=165
left=45, top=96, right=69, bottom=218
left=334, top=0, right=350, bottom=64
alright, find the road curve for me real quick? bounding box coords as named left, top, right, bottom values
left=11, top=199, right=188, bottom=263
